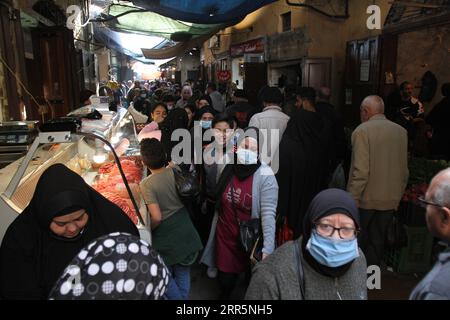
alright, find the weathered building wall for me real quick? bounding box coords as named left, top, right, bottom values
left=203, top=0, right=393, bottom=107
left=397, top=25, right=450, bottom=112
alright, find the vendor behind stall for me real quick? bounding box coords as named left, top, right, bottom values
left=0, top=164, right=139, bottom=299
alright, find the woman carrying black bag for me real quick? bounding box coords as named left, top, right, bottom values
left=200, top=128, right=278, bottom=299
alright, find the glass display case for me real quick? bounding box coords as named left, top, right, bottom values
left=0, top=108, right=150, bottom=243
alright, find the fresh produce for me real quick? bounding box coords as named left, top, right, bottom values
left=401, top=158, right=449, bottom=203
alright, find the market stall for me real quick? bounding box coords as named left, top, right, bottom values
left=384, top=157, right=449, bottom=274
left=0, top=107, right=150, bottom=244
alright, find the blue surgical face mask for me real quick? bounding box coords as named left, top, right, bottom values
left=236, top=148, right=258, bottom=165
left=306, top=231, right=359, bottom=268
left=200, top=120, right=212, bottom=129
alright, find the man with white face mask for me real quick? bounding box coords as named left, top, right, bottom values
left=162, top=95, right=177, bottom=112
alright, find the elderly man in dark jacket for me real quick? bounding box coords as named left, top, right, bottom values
left=410, top=168, right=450, bottom=300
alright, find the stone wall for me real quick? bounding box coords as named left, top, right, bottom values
left=397, top=25, right=450, bottom=112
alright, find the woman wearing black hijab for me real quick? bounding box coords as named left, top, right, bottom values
left=277, top=106, right=334, bottom=239
left=49, top=232, right=169, bottom=300
left=246, top=189, right=367, bottom=300
left=159, top=108, right=189, bottom=163
left=200, top=128, right=278, bottom=299
left=0, top=164, right=139, bottom=299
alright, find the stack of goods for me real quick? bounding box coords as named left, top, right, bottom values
left=384, top=158, right=449, bottom=273
left=400, top=158, right=449, bottom=225
left=92, top=156, right=144, bottom=224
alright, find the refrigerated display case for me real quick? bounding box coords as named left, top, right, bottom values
left=0, top=108, right=150, bottom=244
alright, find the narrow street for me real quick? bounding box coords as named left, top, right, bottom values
left=0, top=0, right=449, bottom=302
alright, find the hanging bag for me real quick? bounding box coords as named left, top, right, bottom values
left=230, top=181, right=263, bottom=266
left=172, top=166, right=200, bottom=199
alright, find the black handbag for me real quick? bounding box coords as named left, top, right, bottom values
left=172, top=167, right=200, bottom=198
left=230, top=182, right=263, bottom=265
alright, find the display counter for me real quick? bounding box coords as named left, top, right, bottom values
left=0, top=108, right=150, bottom=243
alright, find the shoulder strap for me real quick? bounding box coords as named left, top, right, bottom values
left=294, top=240, right=305, bottom=299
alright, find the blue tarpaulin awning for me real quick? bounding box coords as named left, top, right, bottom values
left=131, top=0, right=277, bottom=24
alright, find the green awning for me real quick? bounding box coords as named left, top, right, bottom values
left=102, top=4, right=235, bottom=41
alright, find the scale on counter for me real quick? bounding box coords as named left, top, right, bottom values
left=0, top=121, right=39, bottom=168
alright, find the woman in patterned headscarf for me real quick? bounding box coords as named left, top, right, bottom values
left=49, top=232, right=169, bottom=300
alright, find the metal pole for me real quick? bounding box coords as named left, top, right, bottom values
left=3, top=137, right=40, bottom=198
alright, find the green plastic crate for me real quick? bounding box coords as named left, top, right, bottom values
left=385, top=226, right=434, bottom=274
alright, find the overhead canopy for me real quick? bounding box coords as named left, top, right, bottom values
left=131, top=0, right=277, bottom=24
left=93, top=24, right=173, bottom=64
left=95, top=3, right=239, bottom=59
left=91, top=1, right=276, bottom=61
left=103, top=4, right=233, bottom=39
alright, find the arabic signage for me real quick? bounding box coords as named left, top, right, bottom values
left=230, top=38, right=265, bottom=58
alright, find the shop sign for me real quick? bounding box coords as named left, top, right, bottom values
left=217, top=70, right=231, bottom=82
left=230, top=38, right=264, bottom=58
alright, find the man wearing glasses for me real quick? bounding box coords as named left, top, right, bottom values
left=410, top=168, right=450, bottom=300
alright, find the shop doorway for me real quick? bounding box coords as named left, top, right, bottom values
left=244, top=62, right=267, bottom=108
left=232, top=58, right=244, bottom=89
left=302, top=58, right=331, bottom=92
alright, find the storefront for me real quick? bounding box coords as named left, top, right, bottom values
left=266, top=28, right=308, bottom=88
left=229, top=37, right=266, bottom=106
left=266, top=28, right=331, bottom=95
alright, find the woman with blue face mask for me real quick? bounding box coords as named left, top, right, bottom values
left=245, top=189, right=368, bottom=300
left=200, top=128, right=278, bottom=299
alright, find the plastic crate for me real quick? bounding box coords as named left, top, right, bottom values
left=384, top=226, right=434, bottom=274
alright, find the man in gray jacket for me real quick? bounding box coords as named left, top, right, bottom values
left=207, top=82, right=225, bottom=113
left=410, top=168, right=450, bottom=300
left=249, top=87, right=290, bottom=173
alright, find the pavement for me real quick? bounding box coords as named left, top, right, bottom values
left=188, top=262, right=424, bottom=300
left=368, top=270, right=423, bottom=300
left=189, top=263, right=248, bottom=300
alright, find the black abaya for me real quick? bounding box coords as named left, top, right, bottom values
left=276, top=109, right=333, bottom=238
left=0, top=164, right=138, bottom=299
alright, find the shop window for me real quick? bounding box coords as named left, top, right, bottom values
left=281, top=12, right=291, bottom=32
left=220, top=59, right=228, bottom=71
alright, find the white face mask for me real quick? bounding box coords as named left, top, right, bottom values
left=236, top=148, right=258, bottom=165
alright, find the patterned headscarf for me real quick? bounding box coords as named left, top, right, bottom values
left=49, top=232, right=169, bottom=300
